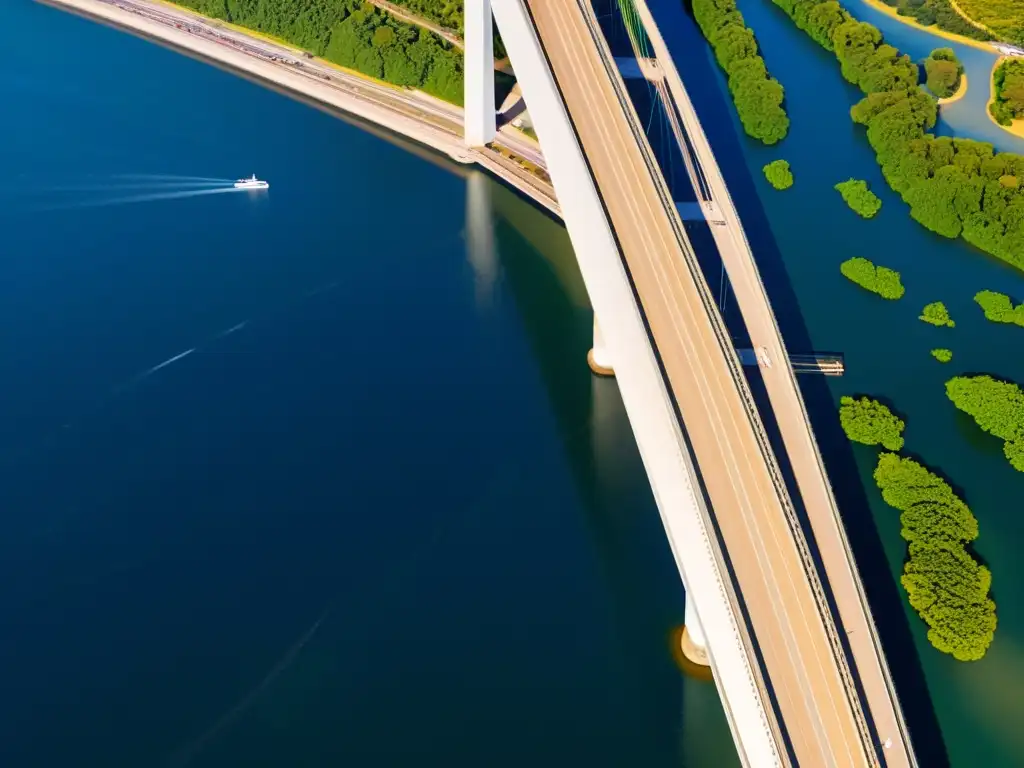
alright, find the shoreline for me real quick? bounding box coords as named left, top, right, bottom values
left=936, top=71, right=969, bottom=105
left=857, top=0, right=997, bottom=53
left=985, top=56, right=1024, bottom=139
left=37, top=0, right=560, bottom=218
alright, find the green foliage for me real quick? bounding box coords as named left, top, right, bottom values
left=835, top=179, right=883, bottom=217
left=931, top=348, right=953, bottom=362
left=839, top=395, right=905, bottom=450
left=990, top=59, right=1024, bottom=126
left=693, top=0, right=790, bottom=145
left=389, top=0, right=463, bottom=33
left=170, top=0, right=465, bottom=103
left=951, top=0, right=1024, bottom=46
left=763, top=159, right=794, bottom=189
left=840, top=256, right=905, bottom=299
left=873, top=453, right=995, bottom=661
left=924, top=48, right=963, bottom=99
left=946, top=375, right=1024, bottom=472
left=887, top=0, right=990, bottom=40
left=768, top=0, right=1024, bottom=272
left=919, top=301, right=954, bottom=327
left=974, top=290, right=1024, bottom=326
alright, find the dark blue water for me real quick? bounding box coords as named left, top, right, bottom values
left=0, top=1, right=742, bottom=766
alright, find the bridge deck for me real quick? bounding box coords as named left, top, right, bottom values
left=525, top=1, right=876, bottom=765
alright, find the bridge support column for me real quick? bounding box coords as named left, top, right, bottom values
left=587, top=315, right=615, bottom=376
left=465, top=0, right=497, bottom=147
left=681, top=591, right=710, bottom=667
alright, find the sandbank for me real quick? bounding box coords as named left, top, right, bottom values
left=986, top=57, right=1024, bottom=139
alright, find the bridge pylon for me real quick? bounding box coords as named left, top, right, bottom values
left=465, top=0, right=497, bottom=146
left=587, top=315, right=615, bottom=376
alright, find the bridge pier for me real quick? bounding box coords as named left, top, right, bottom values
left=681, top=591, right=710, bottom=667
left=587, top=315, right=615, bottom=376
left=465, top=0, right=497, bottom=146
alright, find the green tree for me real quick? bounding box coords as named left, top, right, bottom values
left=974, top=290, right=1024, bottom=326
left=835, top=179, right=883, bottom=217
left=919, top=301, right=954, bottom=327
left=931, top=348, right=953, bottom=362
left=693, top=0, right=790, bottom=145
left=839, top=395, right=905, bottom=450
left=945, top=375, right=1024, bottom=471
left=839, top=257, right=905, bottom=299
left=924, top=48, right=963, bottom=99
left=763, top=159, right=794, bottom=189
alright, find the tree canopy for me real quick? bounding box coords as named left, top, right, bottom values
left=173, top=0, right=465, bottom=103
left=974, top=290, right=1024, bottom=326
left=919, top=301, right=954, bottom=327
left=990, top=58, right=1024, bottom=127
left=945, top=375, right=1024, bottom=472
left=840, top=257, right=905, bottom=299
left=768, top=0, right=1024, bottom=272
left=873, top=453, right=996, bottom=661
left=835, top=179, right=882, bottom=217
left=931, top=347, right=953, bottom=362
left=839, top=395, right=905, bottom=450
left=924, top=48, right=963, bottom=99
left=693, top=0, right=790, bottom=145
left=763, top=159, right=794, bottom=189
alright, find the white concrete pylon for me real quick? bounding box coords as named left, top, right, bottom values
left=587, top=314, right=615, bottom=376
left=681, top=590, right=710, bottom=667
left=465, top=0, right=497, bottom=147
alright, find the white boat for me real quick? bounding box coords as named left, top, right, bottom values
left=234, top=174, right=269, bottom=190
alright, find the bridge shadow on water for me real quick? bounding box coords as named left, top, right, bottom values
left=588, top=0, right=950, bottom=763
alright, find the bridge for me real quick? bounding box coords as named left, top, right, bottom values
left=463, top=1, right=918, bottom=766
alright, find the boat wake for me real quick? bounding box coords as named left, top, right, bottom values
left=39, top=185, right=247, bottom=211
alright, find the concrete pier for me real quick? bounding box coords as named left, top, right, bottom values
left=465, top=0, right=496, bottom=146
left=587, top=315, right=615, bottom=376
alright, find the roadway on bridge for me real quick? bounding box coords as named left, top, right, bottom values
left=524, top=1, right=877, bottom=765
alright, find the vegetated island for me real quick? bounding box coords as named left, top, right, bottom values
left=840, top=256, right=905, bottom=299
left=924, top=47, right=965, bottom=101
left=692, top=0, right=789, bottom=145
left=767, top=0, right=1024, bottom=272
left=870, top=0, right=991, bottom=43
left=931, top=347, right=953, bottom=362
left=836, top=397, right=996, bottom=660
left=839, top=395, right=905, bottom=450
left=835, top=179, right=882, bottom=218
left=974, top=290, right=1024, bottom=326
left=763, top=159, right=794, bottom=189
left=919, top=300, right=954, bottom=326
left=989, top=57, right=1024, bottom=136
left=946, top=374, right=1024, bottom=472
left=170, top=0, right=467, bottom=103
left=952, top=0, right=1024, bottom=47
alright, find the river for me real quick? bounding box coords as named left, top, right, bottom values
left=649, top=0, right=1024, bottom=764
left=0, top=1, right=739, bottom=766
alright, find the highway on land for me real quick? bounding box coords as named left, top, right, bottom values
left=627, top=0, right=915, bottom=763
left=524, top=1, right=880, bottom=765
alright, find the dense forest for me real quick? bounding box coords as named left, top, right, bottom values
left=769, top=0, right=1024, bottom=271
left=837, top=399, right=997, bottom=660
left=974, top=289, right=1024, bottom=325
left=923, top=47, right=963, bottom=99
left=990, top=58, right=1024, bottom=126
left=692, top=0, right=790, bottom=145
left=946, top=375, right=1024, bottom=472
left=390, top=0, right=463, bottom=33
left=950, top=0, right=1024, bottom=46
left=175, top=0, right=465, bottom=103
left=879, top=0, right=988, bottom=41
left=840, top=256, right=905, bottom=299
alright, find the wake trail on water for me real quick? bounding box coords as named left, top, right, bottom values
left=41, top=185, right=247, bottom=211
left=113, top=173, right=233, bottom=183
left=37, top=181, right=232, bottom=193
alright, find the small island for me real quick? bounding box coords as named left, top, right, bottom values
left=924, top=48, right=965, bottom=102
left=975, top=290, right=1024, bottom=326
left=931, top=348, right=953, bottom=363
left=763, top=159, right=794, bottom=190
left=840, top=257, right=905, bottom=299
left=946, top=375, right=1024, bottom=472
left=839, top=395, right=905, bottom=450
left=919, top=301, right=954, bottom=327
left=835, top=179, right=882, bottom=218
left=692, top=0, right=789, bottom=145
left=989, top=57, right=1024, bottom=136
left=836, top=395, right=997, bottom=661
